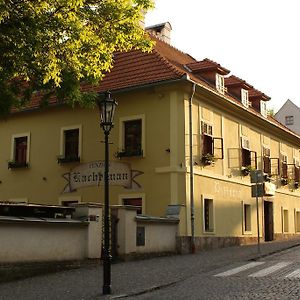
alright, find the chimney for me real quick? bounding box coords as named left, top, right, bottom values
left=145, top=22, right=172, bottom=44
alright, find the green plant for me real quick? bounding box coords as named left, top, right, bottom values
left=202, top=153, right=216, bottom=166
left=241, top=165, right=255, bottom=176
left=8, top=160, right=29, bottom=169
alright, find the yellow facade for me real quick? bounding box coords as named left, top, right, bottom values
left=1, top=80, right=300, bottom=249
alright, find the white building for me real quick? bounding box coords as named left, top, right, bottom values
left=275, top=99, right=300, bottom=135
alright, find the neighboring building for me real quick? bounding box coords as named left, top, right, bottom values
left=275, top=99, right=300, bottom=135
left=0, top=23, right=300, bottom=251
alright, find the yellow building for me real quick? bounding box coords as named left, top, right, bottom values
left=0, top=23, right=299, bottom=251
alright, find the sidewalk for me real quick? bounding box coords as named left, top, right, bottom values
left=1, top=238, right=300, bottom=300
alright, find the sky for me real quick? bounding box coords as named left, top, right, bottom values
left=145, top=0, right=300, bottom=113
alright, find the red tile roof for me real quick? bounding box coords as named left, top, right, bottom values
left=11, top=32, right=298, bottom=139
left=248, top=88, right=271, bottom=101
left=186, top=58, right=230, bottom=75
left=225, top=75, right=253, bottom=89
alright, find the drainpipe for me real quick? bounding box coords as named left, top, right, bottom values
left=189, top=82, right=196, bottom=253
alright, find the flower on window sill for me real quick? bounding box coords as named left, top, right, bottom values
left=241, top=165, right=255, bottom=176
left=201, top=154, right=216, bottom=166
left=116, top=149, right=143, bottom=158
left=8, top=161, right=29, bottom=169
left=57, top=155, right=80, bottom=164
left=280, top=178, right=288, bottom=186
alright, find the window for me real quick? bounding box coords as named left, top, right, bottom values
left=263, top=147, right=271, bottom=175
left=124, top=119, right=142, bottom=156
left=260, top=101, right=267, bottom=118
left=241, top=89, right=249, bottom=108
left=216, top=74, right=226, bottom=94
left=119, top=115, right=145, bottom=158
left=9, top=133, right=30, bottom=168
left=59, top=126, right=81, bottom=163
left=295, top=210, right=300, bottom=233
left=203, top=198, right=214, bottom=233
left=243, top=203, right=252, bottom=233
left=241, top=137, right=251, bottom=167
left=285, top=116, right=294, bottom=125
left=201, top=121, right=213, bottom=156
left=200, top=121, right=223, bottom=164
left=281, top=154, right=288, bottom=179
left=123, top=198, right=142, bottom=214
left=294, top=159, right=299, bottom=188
left=282, top=208, right=289, bottom=233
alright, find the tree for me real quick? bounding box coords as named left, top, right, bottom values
left=0, top=0, right=154, bottom=115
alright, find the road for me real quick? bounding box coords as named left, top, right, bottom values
left=1, top=241, right=300, bottom=300
left=127, top=246, right=300, bottom=300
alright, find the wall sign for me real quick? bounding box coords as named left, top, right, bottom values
left=62, top=161, right=143, bottom=193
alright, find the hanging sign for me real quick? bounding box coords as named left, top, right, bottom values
left=62, top=161, right=143, bottom=193
left=264, top=182, right=276, bottom=196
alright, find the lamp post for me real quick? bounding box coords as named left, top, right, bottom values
left=98, top=91, right=117, bottom=295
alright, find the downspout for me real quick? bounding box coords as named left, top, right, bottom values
left=189, top=82, right=196, bottom=253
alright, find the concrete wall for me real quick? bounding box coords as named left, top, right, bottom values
left=136, top=217, right=178, bottom=254
left=0, top=204, right=102, bottom=263
left=112, top=206, right=179, bottom=257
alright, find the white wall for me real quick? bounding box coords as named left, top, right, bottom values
left=275, top=100, right=300, bottom=135
left=0, top=221, right=87, bottom=263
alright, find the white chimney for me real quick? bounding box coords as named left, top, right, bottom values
left=145, top=22, right=172, bottom=44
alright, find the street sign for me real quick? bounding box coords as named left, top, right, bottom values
left=250, top=170, right=264, bottom=183
left=251, top=184, right=264, bottom=197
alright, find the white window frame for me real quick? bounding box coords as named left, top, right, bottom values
left=202, top=195, right=215, bottom=234
left=242, top=201, right=252, bottom=234
left=241, top=136, right=250, bottom=150
left=119, top=193, right=146, bottom=214
left=60, top=125, right=82, bottom=158
left=216, top=74, right=226, bottom=94
left=241, top=89, right=249, bottom=108
left=119, top=114, right=145, bottom=157
left=282, top=207, right=289, bottom=233
left=10, top=132, right=31, bottom=163
left=201, top=120, right=213, bottom=136
left=260, top=101, right=267, bottom=117
left=294, top=158, right=300, bottom=168
left=295, top=209, right=300, bottom=233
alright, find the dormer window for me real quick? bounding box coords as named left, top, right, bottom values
left=261, top=101, right=267, bottom=117
left=241, top=89, right=249, bottom=108
left=216, top=74, right=226, bottom=94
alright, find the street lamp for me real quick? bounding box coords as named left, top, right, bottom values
left=98, top=91, right=118, bottom=295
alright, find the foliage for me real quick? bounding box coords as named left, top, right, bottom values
left=0, top=0, right=154, bottom=115
left=201, top=153, right=216, bottom=166
left=267, top=108, right=275, bottom=117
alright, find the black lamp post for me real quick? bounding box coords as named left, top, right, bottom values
left=98, top=91, right=117, bottom=295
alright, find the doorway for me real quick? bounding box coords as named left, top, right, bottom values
left=264, top=200, right=274, bottom=241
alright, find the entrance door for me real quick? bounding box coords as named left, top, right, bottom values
left=264, top=201, right=274, bottom=241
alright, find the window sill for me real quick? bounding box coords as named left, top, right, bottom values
left=57, top=156, right=80, bottom=164
left=8, top=162, right=29, bottom=169
left=203, top=230, right=215, bottom=235
left=116, top=150, right=143, bottom=158
left=243, top=231, right=252, bottom=235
